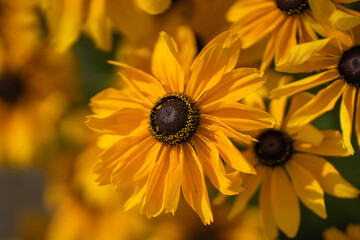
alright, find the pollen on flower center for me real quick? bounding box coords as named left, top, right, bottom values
left=338, top=45, right=360, bottom=88
left=275, top=0, right=309, bottom=15
left=149, top=93, right=200, bottom=146
left=0, top=73, right=25, bottom=104
left=255, top=130, right=293, bottom=167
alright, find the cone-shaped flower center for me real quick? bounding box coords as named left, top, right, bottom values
left=255, top=130, right=293, bottom=167
left=275, top=0, right=309, bottom=15
left=338, top=45, right=360, bottom=88
left=0, top=73, right=25, bottom=104
left=150, top=93, right=199, bottom=146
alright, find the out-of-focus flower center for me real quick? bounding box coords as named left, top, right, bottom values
left=275, top=0, right=309, bottom=15
left=0, top=73, right=25, bottom=104
left=149, top=93, right=199, bottom=146
left=255, top=130, right=293, bottom=167
left=338, top=45, right=360, bottom=88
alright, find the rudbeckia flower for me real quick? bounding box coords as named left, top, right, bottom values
left=229, top=77, right=359, bottom=239
left=323, top=224, right=360, bottom=240
left=271, top=28, right=360, bottom=154
left=86, top=31, right=275, bottom=224
left=0, top=49, right=75, bottom=166
left=226, top=0, right=360, bottom=70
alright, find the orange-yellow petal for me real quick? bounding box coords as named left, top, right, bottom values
left=134, top=0, right=171, bottom=15
left=293, top=153, right=360, bottom=198
left=271, top=167, right=300, bottom=238
left=340, top=85, right=356, bottom=154
left=285, top=159, right=327, bottom=219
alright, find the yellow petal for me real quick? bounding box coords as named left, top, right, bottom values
left=193, top=135, right=243, bottom=195
left=86, top=108, right=147, bottom=135
left=269, top=75, right=293, bottom=127
left=271, top=167, right=300, bottom=238
left=284, top=92, right=314, bottom=124
left=198, top=126, right=255, bottom=174
left=285, top=160, right=327, bottom=219
left=142, top=146, right=171, bottom=218
left=296, top=124, right=324, bottom=146
left=260, top=31, right=276, bottom=71
left=293, top=153, right=360, bottom=198
left=340, top=85, right=356, bottom=154
left=330, top=9, right=360, bottom=31
left=286, top=80, right=346, bottom=134
left=259, top=167, right=279, bottom=240
left=135, top=0, right=171, bottom=15
left=202, top=102, right=275, bottom=132
left=228, top=166, right=264, bottom=219
left=83, top=0, right=112, bottom=51
left=356, top=92, right=360, bottom=152
left=164, top=146, right=183, bottom=215
left=181, top=143, right=213, bottom=225
left=308, top=0, right=336, bottom=23
left=89, top=88, right=149, bottom=116
left=270, top=69, right=340, bottom=99
left=199, top=68, right=266, bottom=106
left=175, top=26, right=197, bottom=70
left=108, top=61, right=166, bottom=103
left=151, top=32, right=185, bottom=93
left=294, top=130, right=351, bottom=157
left=274, top=15, right=297, bottom=65
left=323, top=227, right=348, bottom=240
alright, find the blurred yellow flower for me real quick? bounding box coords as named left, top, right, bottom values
left=272, top=27, right=360, bottom=154
left=229, top=77, right=359, bottom=239
left=323, top=224, right=360, bottom=240
left=0, top=48, right=76, bottom=166
left=86, top=31, right=274, bottom=224
left=226, top=0, right=360, bottom=70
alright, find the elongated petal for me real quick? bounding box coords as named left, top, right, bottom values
left=323, top=227, right=348, bottom=240
left=285, top=160, right=326, bottom=219
left=286, top=80, right=346, bottom=133
left=296, top=124, right=324, bottom=146
left=274, top=15, right=297, bottom=65
left=89, top=88, right=149, bottom=116
left=86, top=108, right=147, bottom=135
left=108, top=61, right=166, bottom=103
left=175, top=26, right=197, bottom=70
left=270, top=70, right=340, bottom=99
left=199, top=68, right=266, bottom=106
left=261, top=31, right=277, bottom=71
left=164, top=146, right=183, bottom=215
left=259, top=167, right=279, bottom=240
left=181, top=143, right=213, bottom=225
left=203, top=102, right=275, bottom=132
left=271, top=167, right=300, bottom=238
left=193, top=135, right=243, bottom=195
left=294, top=130, right=351, bottom=156
left=198, top=126, right=255, bottom=174
left=293, top=153, right=359, bottom=198
left=152, top=32, right=185, bottom=93
left=135, top=0, right=171, bottom=15
left=330, top=9, right=360, bottom=31
left=142, top=146, right=171, bottom=218
left=340, top=85, right=356, bottom=154
left=356, top=92, right=360, bottom=152
left=228, top=166, right=264, bottom=219
left=308, top=0, right=336, bottom=23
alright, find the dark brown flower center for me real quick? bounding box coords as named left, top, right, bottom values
left=0, top=73, right=25, bottom=104
left=275, top=0, right=309, bottom=15
left=149, top=93, right=199, bottom=146
left=338, top=45, right=360, bottom=88
left=255, top=130, right=293, bottom=167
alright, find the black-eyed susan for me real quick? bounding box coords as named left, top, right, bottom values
left=229, top=77, right=359, bottom=239
left=226, top=0, right=360, bottom=70
left=272, top=27, right=360, bottom=154
left=86, top=31, right=275, bottom=224
left=323, top=224, right=360, bottom=240
left=0, top=48, right=76, bottom=166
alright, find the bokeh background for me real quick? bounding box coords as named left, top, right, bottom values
left=0, top=1, right=360, bottom=240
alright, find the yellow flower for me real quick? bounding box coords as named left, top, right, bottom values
left=86, top=31, right=275, bottom=224
left=0, top=48, right=75, bottom=166
left=226, top=0, right=360, bottom=70
left=272, top=28, right=360, bottom=154
left=229, top=77, right=359, bottom=239
left=323, top=224, right=360, bottom=240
